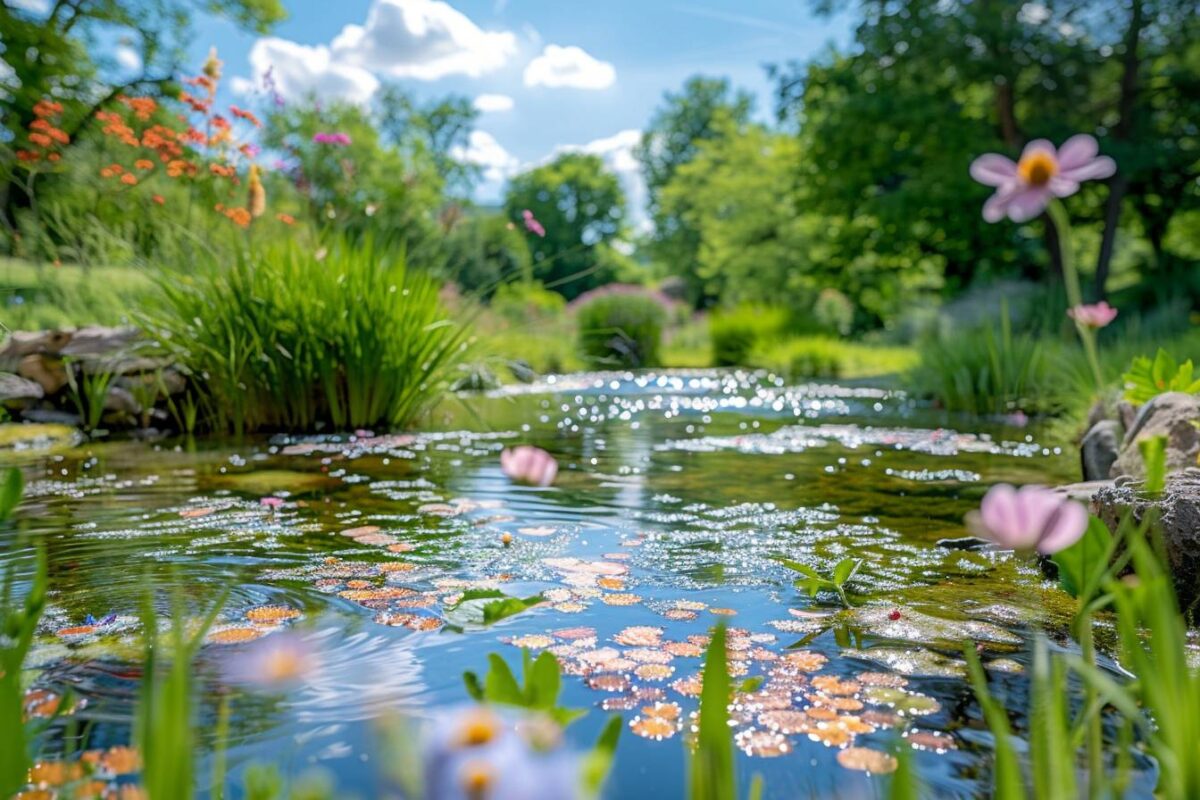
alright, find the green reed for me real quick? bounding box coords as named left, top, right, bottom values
left=141, top=237, right=471, bottom=434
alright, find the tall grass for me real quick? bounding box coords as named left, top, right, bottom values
left=750, top=335, right=917, bottom=381
left=142, top=239, right=471, bottom=434
left=0, top=258, right=154, bottom=330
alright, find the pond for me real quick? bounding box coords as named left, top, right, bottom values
left=3, top=369, right=1151, bottom=798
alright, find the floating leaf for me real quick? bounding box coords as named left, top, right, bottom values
left=837, top=747, right=898, bottom=774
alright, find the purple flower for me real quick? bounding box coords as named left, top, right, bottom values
left=312, top=132, right=352, bottom=146
left=500, top=446, right=558, bottom=487
left=1067, top=301, right=1118, bottom=329
left=222, top=631, right=321, bottom=689
left=967, top=484, right=1088, bottom=555
left=970, top=134, right=1116, bottom=223
left=521, top=209, right=546, bottom=238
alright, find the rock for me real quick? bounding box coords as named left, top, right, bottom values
left=1092, top=471, right=1200, bottom=611
left=0, top=422, right=81, bottom=453
left=0, top=372, right=44, bottom=407
left=20, top=408, right=81, bottom=426
left=17, top=354, right=68, bottom=395
left=103, top=386, right=141, bottom=415
left=58, top=326, right=141, bottom=356
left=1081, top=420, right=1122, bottom=480
left=1113, top=392, right=1200, bottom=479
left=1054, top=480, right=1114, bottom=503
left=0, top=330, right=73, bottom=367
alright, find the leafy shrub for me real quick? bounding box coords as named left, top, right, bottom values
left=906, top=308, right=1048, bottom=415
left=576, top=291, right=666, bottom=368
left=142, top=238, right=469, bottom=433
left=0, top=259, right=154, bottom=329
left=1122, top=349, right=1200, bottom=405
left=813, top=288, right=854, bottom=336
left=490, top=281, right=566, bottom=323
left=709, top=306, right=788, bottom=366
left=752, top=336, right=917, bottom=380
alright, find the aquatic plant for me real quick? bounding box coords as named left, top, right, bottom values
left=500, top=445, right=559, bottom=486
left=773, top=556, right=862, bottom=608
left=1121, top=348, right=1200, bottom=405
left=462, top=649, right=585, bottom=727
left=445, top=588, right=545, bottom=627
left=689, top=622, right=763, bottom=800
left=63, top=357, right=117, bottom=431
left=142, top=237, right=470, bottom=434
left=576, top=290, right=667, bottom=368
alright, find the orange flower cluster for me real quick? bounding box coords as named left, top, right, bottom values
left=167, top=159, right=197, bottom=178
left=214, top=203, right=251, bottom=227
left=118, top=95, right=158, bottom=121
left=16, top=99, right=70, bottom=164
left=230, top=106, right=262, bottom=128
left=96, top=110, right=139, bottom=147
left=277, top=213, right=296, bottom=225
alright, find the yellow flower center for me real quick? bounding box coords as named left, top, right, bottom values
left=457, top=710, right=498, bottom=747
left=461, top=762, right=493, bottom=800
left=1017, top=150, right=1057, bottom=187
left=263, top=650, right=302, bottom=682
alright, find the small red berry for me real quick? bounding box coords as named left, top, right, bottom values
left=888, top=609, right=902, bottom=621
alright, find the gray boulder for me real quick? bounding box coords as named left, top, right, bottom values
left=1092, top=470, right=1200, bottom=612
left=1113, top=392, right=1200, bottom=478
left=0, top=372, right=44, bottom=407
left=1081, top=420, right=1122, bottom=481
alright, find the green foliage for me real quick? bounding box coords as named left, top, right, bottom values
left=1140, top=434, right=1168, bottom=497
left=1051, top=518, right=1113, bottom=599
left=580, top=715, right=623, bottom=799
left=709, top=306, right=789, bottom=367
left=141, top=238, right=469, bottom=434
left=64, top=359, right=116, bottom=431
left=576, top=291, right=666, bottom=368
left=0, top=536, right=45, bottom=798
left=0, top=468, right=23, bottom=522
left=690, top=622, right=736, bottom=800
left=750, top=336, right=917, bottom=381
left=813, top=289, right=854, bottom=336
left=375, top=85, right=479, bottom=195
left=774, top=556, right=862, bottom=608
left=445, top=588, right=544, bottom=627
left=504, top=153, right=626, bottom=300
left=906, top=305, right=1047, bottom=415
left=137, top=585, right=228, bottom=800
left=1122, top=349, right=1200, bottom=405
left=462, top=649, right=586, bottom=727
left=0, top=259, right=154, bottom=330
left=963, top=646, right=1025, bottom=799
left=444, top=215, right=533, bottom=298
left=490, top=281, right=566, bottom=323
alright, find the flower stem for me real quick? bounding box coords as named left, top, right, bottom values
left=1046, top=199, right=1106, bottom=394
left=1076, top=609, right=1104, bottom=798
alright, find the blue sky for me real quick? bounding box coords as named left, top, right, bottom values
left=188, top=0, right=853, bottom=212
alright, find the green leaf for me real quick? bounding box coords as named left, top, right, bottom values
left=580, top=715, right=623, bottom=798
left=483, top=654, right=524, bottom=705
left=0, top=469, right=23, bottom=522
left=831, top=557, right=861, bottom=587
left=1139, top=435, right=1167, bottom=497
left=737, top=676, right=764, bottom=694
left=1051, top=517, right=1112, bottom=598
left=462, top=670, right=484, bottom=701
left=964, top=646, right=1026, bottom=800
left=526, top=650, right=561, bottom=710
left=1152, top=348, right=1175, bottom=389
left=690, top=622, right=736, bottom=800
left=481, top=594, right=543, bottom=625
left=448, top=588, right=507, bottom=608
left=773, top=556, right=822, bottom=580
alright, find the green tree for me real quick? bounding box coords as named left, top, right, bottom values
left=0, top=0, right=285, bottom=236
left=444, top=212, right=531, bottom=297
left=503, top=153, right=626, bottom=300
left=635, top=76, right=753, bottom=305
left=261, top=99, right=443, bottom=268
left=375, top=85, right=479, bottom=197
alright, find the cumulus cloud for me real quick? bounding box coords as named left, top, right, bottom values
left=331, top=0, right=516, bottom=80
left=548, top=129, right=648, bottom=232
left=240, top=1, right=515, bottom=104
left=473, top=93, right=514, bottom=113
left=248, top=38, right=379, bottom=104
left=114, top=45, right=142, bottom=72
left=452, top=130, right=519, bottom=203
left=523, top=45, right=615, bottom=90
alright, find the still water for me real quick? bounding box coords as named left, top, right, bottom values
left=3, top=370, right=1146, bottom=798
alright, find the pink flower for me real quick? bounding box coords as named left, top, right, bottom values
left=500, top=446, right=558, bottom=487
left=222, top=631, right=320, bottom=688
left=967, top=484, right=1088, bottom=555
left=260, top=496, right=284, bottom=509
left=312, top=132, right=351, bottom=146
left=1067, top=301, right=1118, bottom=329
left=970, top=134, right=1116, bottom=223
left=521, top=209, right=546, bottom=238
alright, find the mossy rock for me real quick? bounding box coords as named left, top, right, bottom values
left=0, top=422, right=82, bottom=455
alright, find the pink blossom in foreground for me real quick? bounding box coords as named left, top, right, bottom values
left=222, top=631, right=320, bottom=688
left=970, top=134, right=1116, bottom=223
left=260, top=496, right=284, bottom=509
left=312, top=132, right=351, bottom=146
left=522, top=209, right=546, bottom=238
left=1067, top=301, right=1118, bottom=329
left=967, top=484, right=1088, bottom=555
left=500, top=446, right=558, bottom=487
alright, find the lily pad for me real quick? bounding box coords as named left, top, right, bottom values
left=207, top=469, right=340, bottom=496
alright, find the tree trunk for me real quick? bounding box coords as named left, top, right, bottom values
left=1094, top=0, right=1145, bottom=300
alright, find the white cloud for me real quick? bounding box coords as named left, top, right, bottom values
left=331, top=0, right=516, bottom=80
left=248, top=38, right=379, bottom=104
left=523, top=45, right=615, bottom=90
left=114, top=45, right=142, bottom=72
left=10, top=0, right=49, bottom=14
left=229, top=76, right=256, bottom=96
left=1017, top=3, right=1051, bottom=25
left=452, top=130, right=519, bottom=203
left=473, top=93, right=514, bottom=113
left=547, top=129, right=648, bottom=232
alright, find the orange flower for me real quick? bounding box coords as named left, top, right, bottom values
left=120, top=173, right=137, bottom=185
left=47, top=153, right=61, bottom=162
left=276, top=213, right=295, bottom=225
left=27, top=132, right=52, bottom=148
left=230, top=105, right=262, bottom=127
left=247, top=164, right=266, bottom=218
left=16, top=150, right=40, bottom=163
left=152, top=194, right=165, bottom=205
left=33, top=99, right=64, bottom=118
left=135, top=159, right=154, bottom=170
left=222, top=206, right=251, bottom=228
left=209, top=163, right=235, bottom=178
left=119, top=95, right=158, bottom=121
left=29, top=120, right=51, bottom=132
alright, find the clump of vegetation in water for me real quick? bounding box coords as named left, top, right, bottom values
left=575, top=290, right=667, bottom=369
left=142, top=237, right=470, bottom=434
